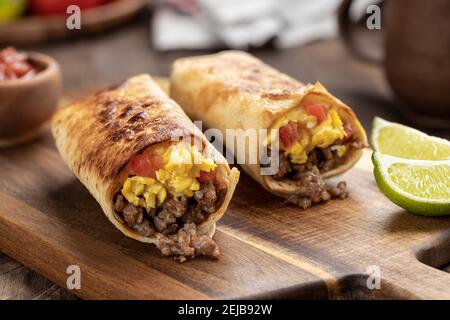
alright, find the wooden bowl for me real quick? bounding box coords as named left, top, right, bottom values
left=0, top=52, right=61, bottom=147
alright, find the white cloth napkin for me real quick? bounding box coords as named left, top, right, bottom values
left=152, top=0, right=343, bottom=51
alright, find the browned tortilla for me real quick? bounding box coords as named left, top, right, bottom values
left=52, top=74, right=239, bottom=245
left=170, top=51, right=367, bottom=198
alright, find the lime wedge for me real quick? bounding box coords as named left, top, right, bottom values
left=371, top=117, right=450, bottom=160
left=373, top=152, right=450, bottom=216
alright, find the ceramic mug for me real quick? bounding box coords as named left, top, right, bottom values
left=339, top=0, right=450, bottom=127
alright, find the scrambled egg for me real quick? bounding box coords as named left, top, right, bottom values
left=272, top=106, right=347, bottom=165
left=122, top=177, right=167, bottom=212
left=121, top=142, right=217, bottom=212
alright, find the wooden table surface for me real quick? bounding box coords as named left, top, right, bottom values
left=1, top=13, right=449, bottom=300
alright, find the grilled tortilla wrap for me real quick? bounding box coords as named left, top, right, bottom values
left=52, top=74, right=239, bottom=260
left=170, top=51, right=367, bottom=205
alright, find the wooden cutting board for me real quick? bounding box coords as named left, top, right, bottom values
left=0, top=133, right=450, bottom=299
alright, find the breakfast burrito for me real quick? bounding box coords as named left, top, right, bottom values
left=52, top=74, right=239, bottom=262
left=170, top=51, right=367, bottom=208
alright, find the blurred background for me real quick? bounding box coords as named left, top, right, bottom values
left=1, top=0, right=449, bottom=138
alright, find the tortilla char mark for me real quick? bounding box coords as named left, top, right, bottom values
left=55, top=77, right=197, bottom=185
left=175, top=51, right=306, bottom=113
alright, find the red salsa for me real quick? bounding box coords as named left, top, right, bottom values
left=0, top=47, right=38, bottom=81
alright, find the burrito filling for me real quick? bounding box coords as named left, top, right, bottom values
left=113, top=141, right=227, bottom=262
left=269, top=102, right=365, bottom=208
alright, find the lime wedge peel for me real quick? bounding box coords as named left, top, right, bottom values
left=371, top=117, right=450, bottom=160
left=373, top=152, right=450, bottom=216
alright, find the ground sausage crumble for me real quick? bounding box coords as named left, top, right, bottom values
left=271, top=141, right=365, bottom=208
left=114, top=180, right=227, bottom=262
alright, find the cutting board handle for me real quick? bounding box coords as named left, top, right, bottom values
left=378, top=239, right=450, bottom=299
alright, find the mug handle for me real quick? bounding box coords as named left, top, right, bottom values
left=338, top=0, right=383, bottom=63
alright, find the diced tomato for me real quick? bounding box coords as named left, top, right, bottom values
left=306, top=103, right=328, bottom=123
left=129, top=153, right=163, bottom=178
left=4, top=64, right=17, bottom=79
left=10, top=61, right=32, bottom=78
left=0, top=47, right=37, bottom=81
left=197, top=169, right=217, bottom=183
left=279, top=121, right=299, bottom=148
left=0, top=64, right=6, bottom=80
left=0, top=47, right=19, bottom=64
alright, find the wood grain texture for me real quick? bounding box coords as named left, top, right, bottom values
left=0, top=252, right=77, bottom=300
left=0, top=137, right=449, bottom=299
